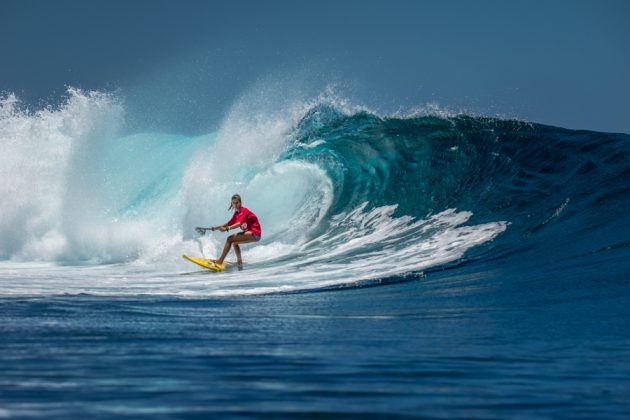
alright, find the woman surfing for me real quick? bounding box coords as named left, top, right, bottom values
left=196, top=194, right=262, bottom=269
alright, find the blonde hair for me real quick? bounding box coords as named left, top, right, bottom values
left=229, top=194, right=242, bottom=211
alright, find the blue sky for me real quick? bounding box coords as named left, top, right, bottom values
left=1, top=0, right=629, bottom=133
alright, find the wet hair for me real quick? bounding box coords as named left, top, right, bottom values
left=229, top=194, right=242, bottom=211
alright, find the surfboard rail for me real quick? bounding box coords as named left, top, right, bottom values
left=182, top=255, right=225, bottom=271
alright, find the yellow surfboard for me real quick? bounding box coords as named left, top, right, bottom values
left=182, top=255, right=226, bottom=271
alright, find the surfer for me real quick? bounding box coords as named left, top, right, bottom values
left=203, top=194, right=261, bottom=268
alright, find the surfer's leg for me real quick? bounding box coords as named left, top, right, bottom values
left=228, top=233, right=257, bottom=265
left=216, top=233, right=257, bottom=264
left=233, top=244, right=242, bottom=266
left=231, top=232, right=258, bottom=245
left=216, top=235, right=236, bottom=264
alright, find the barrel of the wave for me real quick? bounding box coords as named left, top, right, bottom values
left=183, top=194, right=262, bottom=271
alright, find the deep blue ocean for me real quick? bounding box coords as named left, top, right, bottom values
left=1, top=90, right=629, bottom=418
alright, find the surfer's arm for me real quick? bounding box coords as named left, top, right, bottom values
left=195, top=223, right=233, bottom=234
left=211, top=223, right=236, bottom=232
left=221, top=213, right=242, bottom=231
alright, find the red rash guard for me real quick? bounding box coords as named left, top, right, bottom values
left=227, top=207, right=262, bottom=236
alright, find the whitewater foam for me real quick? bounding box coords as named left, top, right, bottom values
left=0, top=203, right=506, bottom=297
left=0, top=89, right=124, bottom=261
left=0, top=87, right=512, bottom=296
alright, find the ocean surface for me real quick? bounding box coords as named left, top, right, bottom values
left=1, top=90, right=629, bottom=418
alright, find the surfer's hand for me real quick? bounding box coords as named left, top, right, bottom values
left=210, top=227, right=216, bottom=231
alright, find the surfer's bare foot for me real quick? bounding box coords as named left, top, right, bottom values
left=237, top=261, right=243, bottom=270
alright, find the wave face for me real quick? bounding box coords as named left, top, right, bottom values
left=1, top=90, right=629, bottom=296
left=290, top=106, right=630, bottom=276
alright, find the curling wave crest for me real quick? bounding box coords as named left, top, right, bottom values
left=21, top=88, right=630, bottom=296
